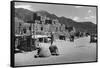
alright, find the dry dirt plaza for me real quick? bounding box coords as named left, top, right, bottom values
left=15, top=36, right=97, bottom=66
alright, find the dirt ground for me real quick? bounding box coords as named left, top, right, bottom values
left=15, top=36, right=97, bottom=66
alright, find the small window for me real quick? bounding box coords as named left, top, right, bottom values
left=41, top=27, right=43, bottom=31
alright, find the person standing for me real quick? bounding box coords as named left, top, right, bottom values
left=51, top=32, right=54, bottom=45
left=49, top=32, right=59, bottom=56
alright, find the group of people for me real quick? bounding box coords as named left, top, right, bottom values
left=34, top=32, right=59, bottom=58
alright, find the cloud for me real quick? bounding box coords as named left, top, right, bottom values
left=88, top=9, right=92, bottom=13
left=15, top=5, right=32, bottom=10
left=73, top=16, right=80, bottom=21
left=90, top=16, right=96, bottom=18
left=84, top=16, right=96, bottom=19
left=74, top=6, right=83, bottom=8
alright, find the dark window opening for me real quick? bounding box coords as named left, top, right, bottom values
left=41, top=27, right=43, bottom=31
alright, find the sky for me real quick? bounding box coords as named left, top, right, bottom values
left=15, top=2, right=97, bottom=24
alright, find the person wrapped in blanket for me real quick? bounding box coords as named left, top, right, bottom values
left=34, top=39, right=51, bottom=58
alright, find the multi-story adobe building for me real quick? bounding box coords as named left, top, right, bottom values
left=15, top=13, right=76, bottom=39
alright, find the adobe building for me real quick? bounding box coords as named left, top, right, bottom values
left=15, top=12, right=76, bottom=40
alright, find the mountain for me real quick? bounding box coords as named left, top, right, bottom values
left=15, top=8, right=34, bottom=22
left=15, top=8, right=58, bottom=21
left=37, top=10, right=58, bottom=19
left=58, top=17, right=97, bottom=33
left=14, top=8, right=97, bottom=34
